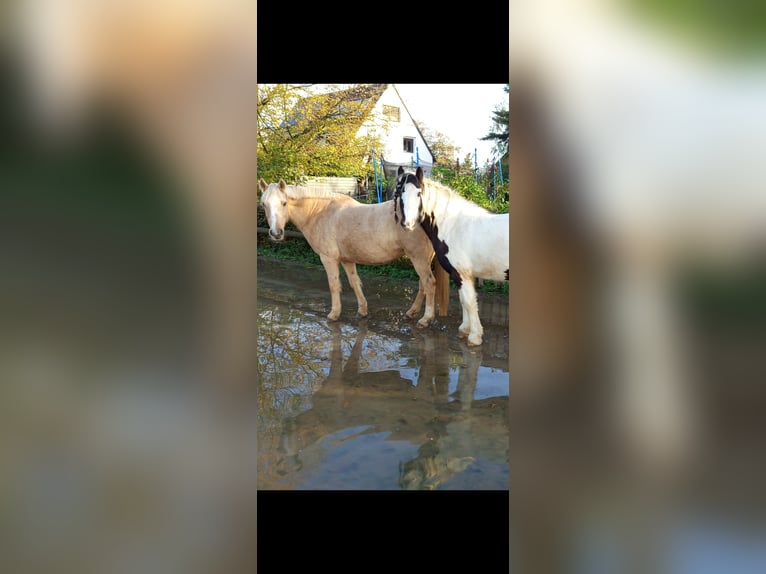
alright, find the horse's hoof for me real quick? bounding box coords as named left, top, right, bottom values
left=416, top=320, right=430, bottom=329
left=467, top=339, right=483, bottom=347
left=327, top=314, right=340, bottom=321
left=458, top=331, right=468, bottom=339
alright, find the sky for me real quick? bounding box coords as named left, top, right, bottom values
left=393, top=84, right=508, bottom=167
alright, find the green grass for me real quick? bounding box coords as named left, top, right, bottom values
left=257, top=229, right=509, bottom=295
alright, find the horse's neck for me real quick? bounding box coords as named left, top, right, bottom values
left=427, top=188, right=461, bottom=225
left=428, top=189, right=491, bottom=233
left=287, top=196, right=338, bottom=229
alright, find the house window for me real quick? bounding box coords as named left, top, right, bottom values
left=403, top=137, right=414, bottom=153
left=383, top=105, right=400, bottom=122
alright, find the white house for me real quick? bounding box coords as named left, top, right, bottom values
left=290, top=84, right=435, bottom=196
left=354, top=84, right=435, bottom=180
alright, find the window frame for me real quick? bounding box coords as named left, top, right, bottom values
left=383, top=105, right=400, bottom=122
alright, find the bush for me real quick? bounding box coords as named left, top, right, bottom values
left=431, top=166, right=508, bottom=214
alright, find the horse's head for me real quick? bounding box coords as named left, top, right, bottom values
left=258, top=178, right=290, bottom=241
left=394, top=166, right=425, bottom=231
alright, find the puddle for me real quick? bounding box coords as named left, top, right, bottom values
left=256, top=256, right=510, bottom=490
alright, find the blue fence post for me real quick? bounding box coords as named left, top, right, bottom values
left=372, top=150, right=383, bottom=203
left=372, top=150, right=378, bottom=200
left=378, top=157, right=384, bottom=203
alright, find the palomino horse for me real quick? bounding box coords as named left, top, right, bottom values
left=395, top=167, right=509, bottom=346
left=259, top=178, right=437, bottom=326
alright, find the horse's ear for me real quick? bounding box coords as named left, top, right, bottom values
left=397, top=166, right=404, bottom=177
left=278, top=179, right=287, bottom=191
left=416, top=166, right=424, bottom=185
left=258, top=178, right=267, bottom=192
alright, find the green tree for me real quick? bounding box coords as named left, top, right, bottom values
left=432, top=164, right=508, bottom=214
left=417, top=124, right=460, bottom=166
left=481, top=84, right=509, bottom=160
left=257, top=84, right=386, bottom=184
left=480, top=84, right=509, bottom=202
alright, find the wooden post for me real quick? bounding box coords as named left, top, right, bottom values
left=435, top=258, right=450, bottom=316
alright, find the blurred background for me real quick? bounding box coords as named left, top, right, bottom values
left=5, top=0, right=766, bottom=571
left=509, top=0, right=766, bottom=572
left=1, top=1, right=258, bottom=573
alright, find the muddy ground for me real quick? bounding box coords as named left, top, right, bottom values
left=256, top=256, right=510, bottom=490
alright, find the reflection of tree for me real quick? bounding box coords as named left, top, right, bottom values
left=258, top=308, right=327, bottom=384
left=259, top=320, right=509, bottom=490
left=257, top=308, right=405, bottom=418
left=257, top=305, right=412, bottom=487
left=257, top=306, right=328, bottom=445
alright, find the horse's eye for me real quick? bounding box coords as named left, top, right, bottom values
left=282, top=201, right=287, bottom=207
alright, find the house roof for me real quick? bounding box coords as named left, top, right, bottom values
left=287, top=84, right=386, bottom=132
left=290, top=84, right=436, bottom=164
left=389, top=84, right=436, bottom=164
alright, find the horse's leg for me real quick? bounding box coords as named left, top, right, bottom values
left=457, top=345, right=483, bottom=410
left=458, top=282, right=471, bottom=339
left=341, top=261, right=368, bottom=317
left=405, top=284, right=425, bottom=318
left=343, top=320, right=369, bottom=377
left=458, top=278, right=483, bottom=346
left=408, top=255, right=436, bottom=328
left=319, top=254, right=343, bottom=321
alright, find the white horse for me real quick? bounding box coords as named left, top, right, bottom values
left=395, top=167, right=509, bottom=346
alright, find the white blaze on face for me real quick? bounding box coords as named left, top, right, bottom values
left=401, top=180, right=422, bottom=231
left=262, top=187, right=287, bottom=239
left=268, top=199, right=281, bottom=235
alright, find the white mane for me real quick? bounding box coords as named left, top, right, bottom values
left=424, top=178, right=493, bottom=216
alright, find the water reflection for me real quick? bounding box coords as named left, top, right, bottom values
left=256, top=303, right=509, bottom=490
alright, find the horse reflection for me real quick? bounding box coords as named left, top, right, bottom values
left=274, top=323, right=508, bottom=489
left=275, top=322, right=429, bottom=476
left=398, top=345, right=500, bottom=490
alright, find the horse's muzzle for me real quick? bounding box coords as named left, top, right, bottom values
left=402, top=219, right=418, bottom=232
left=269, top=228, right=284, bottom=241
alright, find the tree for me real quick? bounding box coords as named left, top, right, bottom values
left=481, top=84, right=509, bottom=160
left=417, top=124, right=460, bottom=166
left=257, top=84, right=386, bottom=183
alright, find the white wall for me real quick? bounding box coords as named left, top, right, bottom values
left=357, top=85, right=433, bottom=170
left=303, top=176, right=358, bottom=196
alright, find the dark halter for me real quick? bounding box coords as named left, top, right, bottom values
left=393, top=172, right=421, bottom=225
